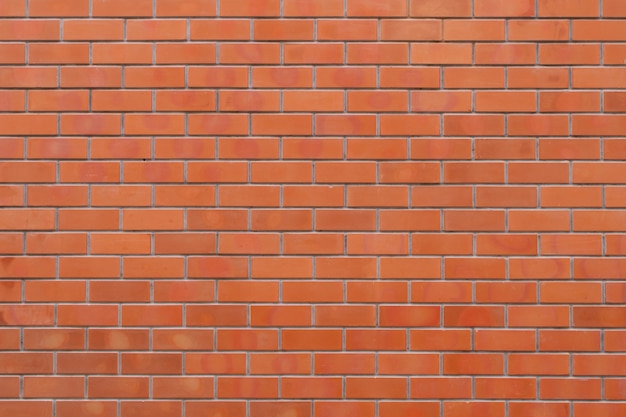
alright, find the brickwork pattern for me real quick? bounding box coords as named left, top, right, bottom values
left=1, top=0, right=626, bottom=416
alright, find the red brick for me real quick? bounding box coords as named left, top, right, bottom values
left=380, top=257, right=441, bottom=279
left=346, top=377, right=406, bottom=399
left=379, top=306, right=440, bottom=327
left=0, top=88, right=24, bottom=108
left=348, top=91, right=408, bottom=112
left=349, top=281, right=407, bottom=303
left=92, top=0, right=152, bottom=16
left=445, top=402, right=506, bottom=417
left=347, top=330, right=406, bottom=351
left=347, top=233, right=409, bottom=255
left=88, top=329, right=150, bottom=351
left=445, top=67, right=505, bottom=89
left=29, top=43, right=89, bottom=64
left=410, top=377, right=472, bottom=399
left=187, top=256, right=248, bottom=279
left=316, top=66, right=375, bottom=89
left=187, top=402, right=245, bottom=417
left=381, top=210, right=440, bottom=231
left=412, top=91, right=472, bottom=112
left=540, top=139, right=601, bottom=160
left=88, top=376, right=149, bottom=399
left=444, top=20, right=503, bottom=41
left=0, top=376, right=21, bottom=398
left=0, top=305, right=54, bottom=326
left=539, top=330, right=601, bottom=352
left=282, top=330, right=342, bottom=351
left=64, top=19, right=124, bottom=40
left=476, top=186, right=537, bottom=207
left=27, top=138, right=87, bottom=160
left=476, top=282, right=537, bottom=304
left=444, top=306, right=505, bottom=327
left=189, top=66, right=249, bottom=88
left=475, top=330, right=536, bottom=351
left=380, top=19, right=442, bottom=41
left=221, top=43, right=280, bottom=64
left=250, top=402, right=311, bottom=417
left=283, top=281, right=343, bottom=303
left=475, top=377, right=536, bottom=399
left=0, top=0, right=25, bottom=17
left=252, top=66, right=312, bottom=88
left=508, top=20, right=570, bottom=41
left=122, top=305, right=183, bottom=327
left=57, top=353, right=117, bottom=374
left=217, top=330, right=279, bottom=351
left=411, top=43, right=472, bottom=65
left=475, top=92, right=536, bottom=113
left=443, top=353, right=505, bottom=375
left=154, top=281, right=215, bottom=303
left=25, top=280, right=85, bottom=302
left=27, top=185, right=87, bottom=207
left=282, top=377, right=342, bottom=398
left=255, top=19, right=314, bottom=41
left=508, top=67, right=569, bottom=88
left=58, top=305, right=118, bottom=326
left=475, top=0, right=535, bottom=16
left=0, top=234, right=23, bottom=254
left=0, top=401, right=52, bottom=417
left=318, top=19, right=377, bottom=41
left=58, top=256, right=120, bottom=278
left=315, top=305, right=376, bottom=327
left=127, top=19, right=186, bottom=41
left=0, top=115, right=57, bottom=136
left=347, top=43, right=408, bottom=65
left=538, top=0, right=599, bottom=17
left=0, top=19, right=59, bottom=40
left=574, top=403, right=626, bottom=416
left=412, top=281, right=472, bottom=303
left=251, top=306, right=311, bottom=327
left=541, top=378, right=601, bottom=400
left=410, top=0, right=471, bottom=17
left=475, top=43, right=536, bottom=65
left=509, top=306, right=570, bottom=328
left=185, top=353, right=244, bottom=374
left=540, top=44, right=601, bottom=65
left=218, top=280, right=279, bottom=302
left=509, top=258, right=571, bottom=279
left=191, top=19, right=248, bottom=40
left=605, top=0, right=626, bottom=16
left=219, top=90, right=279, bottom=112
left=28, top=0, right=89, bottom=17
left=378, top=353, right=439, bottom=375
left=509, top=402, right=570, bottom=417
left=252, top=256, right=313, bottom=278
left=0, top=43, right=26, bottom=64
left=90, top=281, right=150, bottom=303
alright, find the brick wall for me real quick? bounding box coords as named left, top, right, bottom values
left=1, top=0, right=626, bottom=416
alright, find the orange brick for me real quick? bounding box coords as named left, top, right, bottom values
left=410, top=0, right=471, bottom=17
left=318, top=19, right=377, bottom=41
left=444, top=19, right=504, bottom=41
left=475, top=0, right=535, bottom=16
left=509, top=19, right=570, bottom=41
left=30, top=0, right=87, bottom=15
left=538, top=0, right=599, bottom=17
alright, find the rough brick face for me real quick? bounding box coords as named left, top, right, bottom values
left=1, top=0, right=626, bottom=415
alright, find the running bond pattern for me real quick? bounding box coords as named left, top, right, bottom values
left=1, top=0, right=626, bottom=416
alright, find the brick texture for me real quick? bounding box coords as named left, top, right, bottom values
left=1, top=0, right=626, bottom=415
